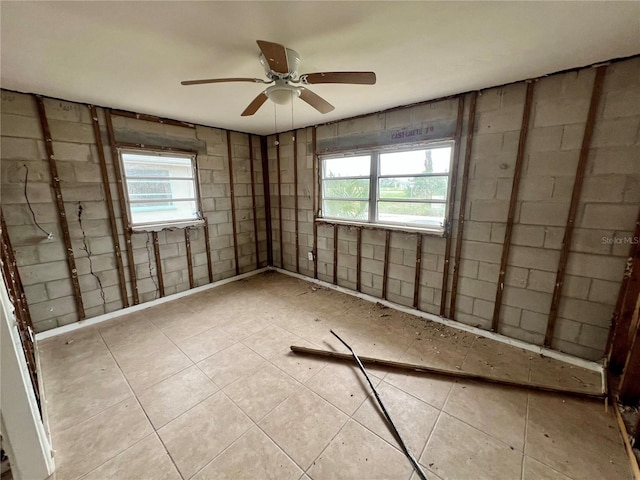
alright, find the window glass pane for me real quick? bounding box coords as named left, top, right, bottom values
left=123, top=153, right=194, bottom=178
left=323, top=156, right=371, bottom=178
left=130, top=200, right=199, bottom=225
left=377, top=201, right=446, bottom=227
left=323, top=179, right=369, bottom=199
left=379, top=147, right=452, bottom=175
left=379, top=176, right=448, bottom=201
left=323, top=200, right=369, bottom=221
left=127, top=179, right=195, bottom=204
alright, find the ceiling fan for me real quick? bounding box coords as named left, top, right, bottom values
left=181, top=40, right=376, bottom=116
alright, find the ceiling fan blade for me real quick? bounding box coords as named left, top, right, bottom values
left=181, top=77, right=266, bottom=86
left=257, top=40, right=289, bottom=74
left=301, top=72, right=376, bottom=85
left=241, top=92, right=269, bottom=116
left=299, top=88, right=334, bottom=114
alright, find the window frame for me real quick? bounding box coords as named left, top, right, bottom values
left=118, top=148, right=205, bottom=231
left=318, top=140, right=455, bottom=235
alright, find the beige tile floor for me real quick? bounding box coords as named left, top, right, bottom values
left=38, top=272, right=632, bottom=480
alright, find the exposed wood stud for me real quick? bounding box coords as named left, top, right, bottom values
left=312, top=127, right=319, bottom=279
left=184, top=228, right=194, bottom=289
left=90, top=105, right=129, bottom=308
left=259, top=137, right=273, bottom=266
left=293, top=131, right=300, bottom=273
left=110, top=109, right=196, bottom=129
left=226, top=130, right=240, bottom=276
left=492, top=81, right=535, bottom=332
left=291, top=345, right=605, bottom=400
left=607, top=208, right=640, bottom=370
left=34, top=96, right=85, bottom=320
left=203, top=217, right=213, bottom=283
left=276, top=134, right=284, bottom=268
left=619, top=321, right=640, bottom=405
left=248, top=134, right=260, bottom=268
left=152, top=231, right=164, bottom=297
left=383, top=230, right=391, bottom=299
left=545, top=66, right=607, bottom=347
left=449, top=91, right=478, bottom=319
left=1, top=210, right=40, bottom=412
left=333, top=224, right=339, bottom=285
left=115, top=141, right=197, bottom=155
left=414, top=234, right=423, bottom=309
left=440, top=95, right=465, bottom=316
left=356, top=227, right=362, bottom=292
left=105, top=109, right=139, bottom=304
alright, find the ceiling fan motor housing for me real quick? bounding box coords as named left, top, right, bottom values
left=260, top=48, right=301, bottom=79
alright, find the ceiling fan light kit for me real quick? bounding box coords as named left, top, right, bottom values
left=181, top=40, right=376, bottom=116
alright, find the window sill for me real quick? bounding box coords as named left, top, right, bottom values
left=315, top=217, right=446, bottom=237
left=131, top=218, right=205, bottom=232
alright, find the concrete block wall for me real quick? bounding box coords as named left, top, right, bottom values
left=267, top=56, right=640, bottom=360
left=1, top=91, right=268, bottom=332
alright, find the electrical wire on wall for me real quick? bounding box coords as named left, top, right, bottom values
left=146, top=232, right=159, bottom=299
left=23, top=164, right=53, bottom=239
left=77, top=203, right=106, bottom=306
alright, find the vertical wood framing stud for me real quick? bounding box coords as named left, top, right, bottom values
left=356, top=227, right=362, bottom=292
left=440, top=95, right=465, bottom=316
left=226, top=131, right=240, bottom=276
left=544, top=66, right=607, bottom=347
left=333, top=224, right=339, bottom=285
left=449, top=91, right=478, bottom=319
left=152, top=231, right=165, bottom=297
left=105, top=109, right=139, bottom=304
left=248, top=135, right=261, bottom=268
left=184, top=228, right=194, bottom=289
left=260, top=137, right=273, bottom=266
left=491, top=81, right=535, bottom=331
left=312, top=127, right=319, bottom=279
left=383, top=230, right=391, bottom=299
left=276, top=134, right=284, bottom=268
left=414, top=234, right=423, bottom=309
left=90, top=105, right=129, bottom=308
left=293, top=132, right=300, bottom=273
left=35, top=96, right=85, bottom=319
left=203, top=217, right=214, bottom=283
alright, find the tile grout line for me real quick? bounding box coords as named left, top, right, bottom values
left=95, top=328, right=186, bottom=480
left=520, top=393, right=531, bottom=480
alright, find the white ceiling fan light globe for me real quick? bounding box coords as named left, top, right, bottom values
left=265, top=83, right=301, bottom=105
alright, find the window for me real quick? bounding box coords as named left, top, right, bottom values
left=119, top=149, right=203, bottom=230
left=320, top=142, right=453, bottom=233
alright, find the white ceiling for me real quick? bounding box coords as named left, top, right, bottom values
left=1, top=2, right=639, bottom=135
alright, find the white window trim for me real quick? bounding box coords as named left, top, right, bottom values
left=319, top=140, right=454, bottom=235
left=118, top=148, right=205, bottom=232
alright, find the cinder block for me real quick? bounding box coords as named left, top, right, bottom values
left=20, top=260, right=69, bottom=284
left=499, top=325, right=543, bottom=346
left=591, top=118, right=640, bottom=148
left=477, top=105, right=524, bottom=134
left=463, top=221, right=492, bottom=242
left=552, top=338, right=601, bottom=361
left=472, top=152, right=516, bottom=178
left=520, top=310, right=548, bottom=334
left=570, top=229, right=612, bottom=255
left=551, top=317, right=581, bottom=343
left=1, top=137, right=40, bottom=160
left=30, top=296, right=77, bottom=323
left=558, top=298, right=614, bottom=327
left=498, top=304, right=522, bottom=327
left=577, top=324, right=608, bottom=351
left=472, top=298, right=494, bottom=320
left=477, top=262, right=499, bottom=283
left=467, top=178, right=497, bottom=200
left=520, top=202, right=570, bottom=227
left=527, top=270, right=555, bottom=293
left=591, top=146, right=640, bottom=175
left=534, top=98, right=590, bottom=127
left=563, top=275, right=591, bottom=299
left=509, top=245, right=559, bottom=272
left=505, top=267, right=529, bottom=288
left=581, top=176, right=627, bottom=203
left=624, top=176, right=640, bottom=204
left=581, top=204, right=639, bottom=230
left=459, top=259, right=479, bottom=279
left=588, top=279, right=619, bottom=305
left=1, top=113, right=42, bottom=138
left=560, top=124, right=585, bottom=151
left=470, top=199, right=509, bottom=222
left=511, top=225, right=546, bottom=247
left=461, top=240, right=502, bottom=263
left=1, top=91, right=38, bottom=117
left=24, top=284, right=48, bottom=304
left=49, top=120, right=94, bottom=143
left=526, top=150, right=579, bottom=176
left=516, top=176, right=554, bottom=201
left=458, top=277, right=497, bottom=301
left=475, top=89, right=501, bottom=112
left=502, top=286, right=551, bottom=314
left=603, top=89, right=640, bottom=119
left=528, top=126, right=563, bottom=152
